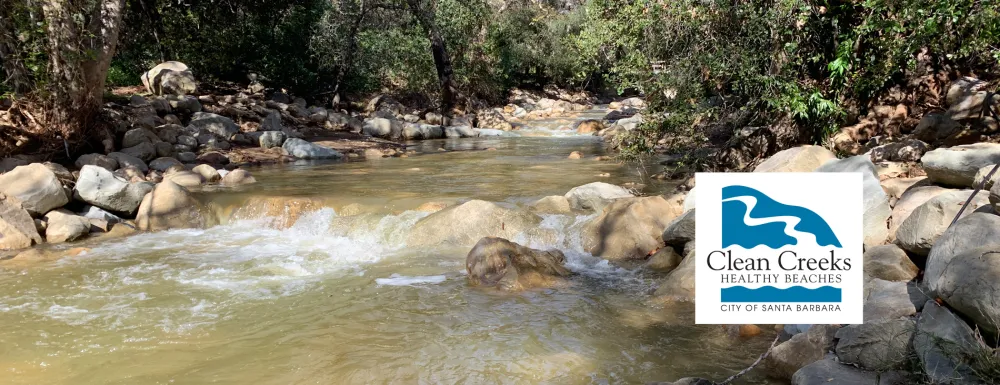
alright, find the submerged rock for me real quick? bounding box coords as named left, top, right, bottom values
left=465, top=237, right=571, bottom=291
left=406, top=200, right=541, bottom=248
left=220, top=169, right=256, bottom=185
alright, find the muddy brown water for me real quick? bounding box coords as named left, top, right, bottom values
left=0, top=111, right=780, bottom=384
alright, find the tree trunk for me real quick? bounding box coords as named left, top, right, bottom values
left=0, top=0, right=33, bottom=93
left=42, top=0, right=126, bottom=141
left=405, top=0, right=458, bottom=121
left=332, top=0, right=368, bottom=107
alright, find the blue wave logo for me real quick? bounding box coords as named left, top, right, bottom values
left=721, top=286, right=841, bottom=302
left=722, top=185, right=841, bottom=249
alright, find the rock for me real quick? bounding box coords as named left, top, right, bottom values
left=79, top=205, right=121, bottom=223
left=121, top=142, right=156, bottom=162
left=662, top=208, right=695, bottom=249
left=753, top=145, right=837, bottom=172
left=0, top=157, right=29, bottom=173
left=150, top=99, right=171, bottom=114
left=465, top=237, right=571, bottom=291
left=108, top=152, right=149, bottom=173
left=763, top=324, right=839, bottom=380
left=424, top=112, right=444, bottom=125
left=646, top=247, right=683, bottom=273
left=574, top=119, right=603, bottom=134
left=149, top=157, right=183, bottom=172
left=888, top=185, right=950, bottom=242
left=73, top=165, right=155, bottom=215
left=177, top=135, right=197, bottom=148
left=914, top=301, right=987, bottom=384
left=220, top=169, right=256, bottom=185
left=141, top=61, right=196, bottom=95
left=196, top=151, right=229, bottom=165
left=930, top=244, right=1000, bottom=335
left=135, top=181, right=209, bottom=231
left=154, top=141, right=174, bottom=158
left=42, top=209, right=90, bottom=243
left=925, top=213, right=1000, bottom=294
left=260, top=111, right=284, bottom=131
left=564, top=182, right=634, bottom=212
left=913, top=113, right=963, bottom=144
left=582, top=195, right=684, bottom=261
left=406, top=200, right=541, bottom=248
left=259, top=131, right=286, bottom=149
left=791, top=356, right=907, bottom=385
left=815, top=155, right=891, bottom=247
left=528, top=196, right=572, bottom=215
left=881, top=177, right=928, bottom=202
left=362, top=118, right=403, bottom=139
left=568, top=151, right=583, bottom=159
left=191, top=164, right=221, bottom=182
left=654, top=251, right=695, bottom=300
left=163, top=170, right=205, bottom=188
left=895, top=189, right=989, bottom=256
left=188, top=112, right=239, bottom=139
left=75, top=153, right=119, bottom=171
left=869, top=139, right=928, bottom=162
left=129, top=95, right=148, bottom=107
left=648, top=378, right=716, bottom=385
left=863, top=278, right=928, bottom=322
left=444, top=126, right=478, bottom=138
left=401, top=123, right=444, bottom=140
left=176, top=152, right=196, bottom=163
left=122, top=128, right=159, bottom=148
left=973, top=164, right=1000, bottom=190
left=281, top=138, right=343, bottom=159
left=0, top=200, right=42, bottom=249
left=949, top=90, right=999, bottom=121
left=476, top=109, right=513, bottom=131
left=863, top=244, right=918, bottom=282
left=921, top=143, right=1000, bottom=187
left=167, top=95, right=201, bottom=114
left=834, top=319, right=915, bottom=371
left=0, top=164, right=70, bottom=216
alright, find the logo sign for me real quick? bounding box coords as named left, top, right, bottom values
left=694, top=172, right=863, bottom=325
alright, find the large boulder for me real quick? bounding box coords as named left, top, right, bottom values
left=888, top=185, right=950, bottom=242
left=141, top=61, right=196, bottom=95
left=42, top=209, right=91, bottom=243
left=149, top=157, right=183, bottom=172
left=815, top=155, right=890, bottom=247
left=791, top=356, right=907, bottom=385
left=914, top=301, right=988, bottom=385
left=661, top=208, right=695, bottom=248
left=913, top=113, right=963, bottom=144
left=465, top=237, right=571, bottom=291
left=0, top=200, right=42, bottom=249
left=921, top=143, right=1000, bottom=187
left=281, top=138, right=343, bottom=159
left=895, top=189, right=989, bottom=256
left=108, top=152, right=149, bottom=173
left=753, top=145, right=836, bottom=172
left=563, top=182, right=634, bottom=212
left=73, top=165, right=155, bottom=215
left=163, top=171, right=205, bottom=188
left=444, top=126, right=478, bottom=138
left=401, top=123, right=444, bottom=140
left=925, top=213, right=1000, bottom=296
left=863, top=278, right=928, bottom=322
left=220, top=169, right=256, bottom=185
left=528, top=195, right=572, bottom=215
left=121, top=127, right=159, bottom=148
left=188, top=112, right=239, bottom=139
left=120, top=142, right=156, bottom=162
left=653, top=251, right=695, bottom=300
left=0, top=163, right=70, bottom=216
left=863, top=244, right=918, bottom=282
left=75, top=153, right=119, bottom=171
left=834, top=319, right=915, bottom=371
left=191, top=164, right=221, bottom=183
left=135, top=181, right=210, bottom=231
left=582, top=195, right=683, bottom=261
left=476, top=109, right=513, bottom=131
left=362, top=118, right=403, bottom=139
left=930, top=245, right=1000, bottom=335
left=763, top=324, right=839, bottom=380
left=406, top=200, right=542, bottom=248
left=259, top=131, right=286, bottom=149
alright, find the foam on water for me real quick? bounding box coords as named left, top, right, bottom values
left=375, top=274, right=447, bottom=286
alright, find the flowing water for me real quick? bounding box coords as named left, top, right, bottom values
left=0, top=110, right=779, bottom=385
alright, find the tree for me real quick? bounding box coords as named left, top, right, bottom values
left=41, top=0, right=127, bottom=140
left=405, top=0, right=458, bottom=120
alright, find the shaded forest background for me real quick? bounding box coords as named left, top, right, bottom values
left=1, top=0, right=999, bottom=160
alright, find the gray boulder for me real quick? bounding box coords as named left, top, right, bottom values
left=0, top=163, right=70, bottom=216
left=0, top=200, right=42, bottom=249
left=763, top=324, right=839, bottom=380
left=792, top=356, right=908, bottom=385
left=895, top=189, right=990, bottom=256
left=75, top=153, right=119, bottom=171
left=155, top=124, right=182, bottom=144
left=121, top=142, right=157, bottom=162
left=863, top=244, right=918, bottom=282
left=914, top=301, right=987, bottom=384
left=149, top=157, right=183, bottom=172
left=141, top=61, right=196, bottom=95
left=834, top=319, right=915, bottom=371
left=108, top=152, right=149, bottom=173
left=260, top=111, right=284, bottom=131
left=259, top=131, right=286, bottom=149
left=402, top=123, right=445, bottom=140
left=563, top=182, right=634, bottom=212
left=816, top=155, right=890, bottom=247
left=42, top=209, right=91, bottom=243
left=931, top=245, right=1000, bottom=335
left=662, top=208, right=695, bottom=248
left=925, top=213, right=1000, bottom=296
left=444, top=126, right=478, bottom=138
left=188, top=112, right=238, bottom=139
left=753, top=145, right=836, bottom=172
left=863, top=278, right=928, bottom=322
left=406, top=200, right=541, bottom=248
left=73, top=165, right=155, bottom=215
left=888, top=185, right=951, bottom=242
left=362, top=118, right=403, bottom=139
left=921, top=143, right=1000, bottom=187
left=913, top=113, right=962, bottom=144
left=653, top=251, right=696, bottom=300
left=281, top=138, right=343, bottom=159
left=121, top=127, right=159, bottom=148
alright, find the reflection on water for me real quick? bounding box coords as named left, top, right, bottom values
left=0, top=115, right=778, bottom=385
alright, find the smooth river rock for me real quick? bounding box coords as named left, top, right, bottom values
left=582, top=195, right=684, bottom=261
left=894, top=189, right=990, bottom=256
left=406, top=200, right=542, bottom=248
left=0, top=200, right=42, bottom=249
left=465, top=237, right=571, bottom=291
left=563, top=182, right=634, bottom=212
left=753, top=145, right=836, bottom=172
left=661, top=208, right=695, bottom=249
left=0, top=163, right=69, bottom=216
left=281, top=138, right=343, bottom=159
left=924, top=213, right=1000, bottom=297
left=815, top=155, right=890, bottom=248
left=73, top=165, right=155, bottom=216
left=921, top=143, right=1000, bottom=187
left=42, top=209, right=91, bottom=243
left=135, top=181, right=210, bottom=231
left=654, top=251, right=695, bottom=301
left=863, top=244, right=918, bottom=282
left=888, top=185, right=950, bottom=242
left=931, top=245, right=1000, bottom=335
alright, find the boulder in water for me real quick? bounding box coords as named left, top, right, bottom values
left=0, top=163, right=70, bottom=216
left=528, top=195, right=571, bottom=215
left=163, top=170, right=205, bottom=188
left=191, top=164, right=221, bottom=183
left=42, top=209, right=91, bottom=243
left=220, top=169, right=256, bottom=185
left=281, top=138, right=343, bottom=159
left=563, top=182, right=634, bottom=212
left=465, top=237, right=571, bottom=291
left=406, top=200, right=541, bottom=248
left=135, top=181, right=210, bottom=231
left=582, top=195, right=683, bottom=261
left=654, top=251, right=695, bottom=301
left=0, top=200, right=42, bottom=249
left=73, top=165, right=155, bottom=216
